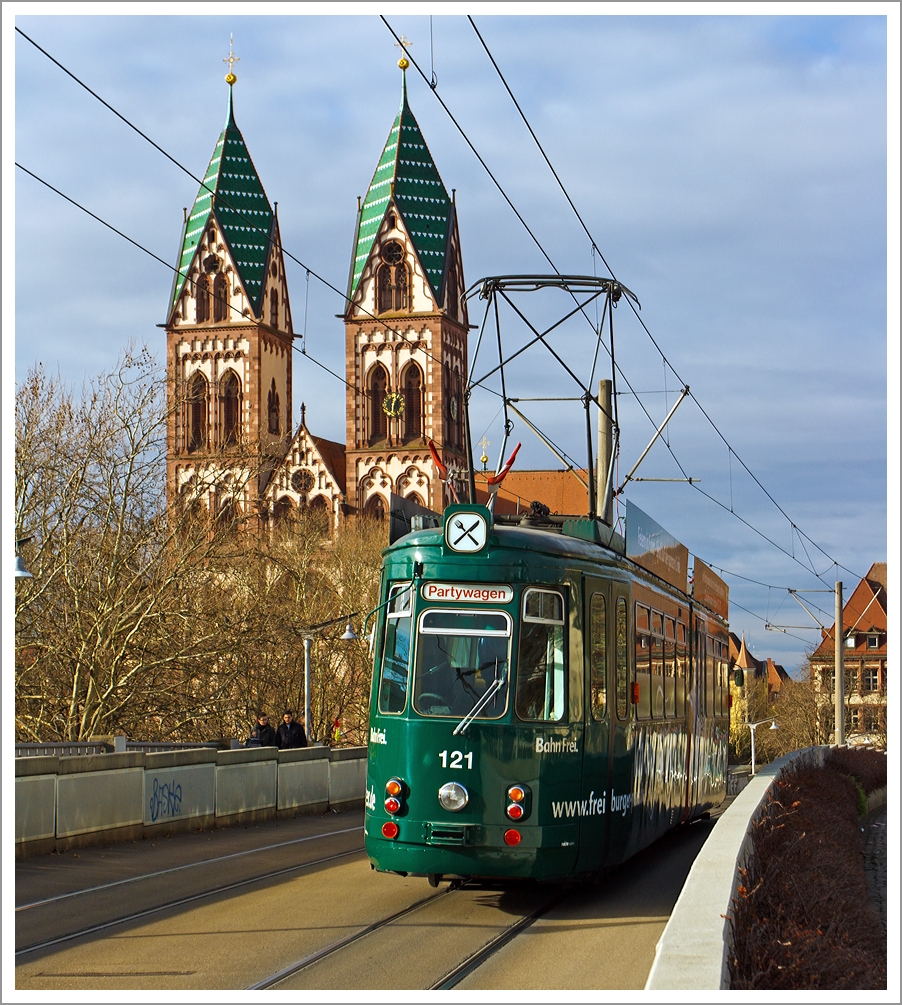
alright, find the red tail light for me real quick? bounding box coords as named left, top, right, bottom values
left=506, top=803, right=524, bottom=820
left=382, top=821, right=399, bottom=839
left=503, top=829, right=521, bottom=846
left=384, top=796, right=401, bottom=814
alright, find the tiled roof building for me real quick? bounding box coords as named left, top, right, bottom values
left=809, top=563, right=887, bottom=744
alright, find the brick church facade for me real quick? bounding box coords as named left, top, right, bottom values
left=164, top=69, right=467, bottom=529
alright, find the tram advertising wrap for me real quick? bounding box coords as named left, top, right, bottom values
left=364, top=503, right=728, bottom=884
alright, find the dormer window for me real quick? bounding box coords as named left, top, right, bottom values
left=866, top=634, right=880, bottom=650
left=844, top=634, right=856, bottom=649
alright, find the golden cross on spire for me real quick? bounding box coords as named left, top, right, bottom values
left=394, top=33, right=412, bottom=70
left=224, top=34, right=240, bottom=84
left=478, top=435, right=491, bottom=471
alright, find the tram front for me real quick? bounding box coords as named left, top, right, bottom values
left=364, top=504, right=587, bottom=883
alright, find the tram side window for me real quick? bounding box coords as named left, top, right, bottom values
left=634, top=604, right=651, bottom=720
left=716, top=639, right=729, bottom=716
left=675, top=622, right=688, bottom=717
left=516, top=589, right=566, bottom=722
left=589, top=593, right=607, bottom=720
left=378, top=583, right=412, bottom=714
left=616, top=597, right=629, bottom=719
left=650, top=611, right=665, bottom=718
left=705, top=636, right=716, bottom=717
left=664, top=617, right=676, bottom=717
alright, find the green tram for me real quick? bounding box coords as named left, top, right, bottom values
left=364, top=499, right=730, bottom=884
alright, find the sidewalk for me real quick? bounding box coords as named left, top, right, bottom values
left=862, top=805, right=887, bottom=935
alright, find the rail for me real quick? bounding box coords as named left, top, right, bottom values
left=16, top=737, right=229, bottom=757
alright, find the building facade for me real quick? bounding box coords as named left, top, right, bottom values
left=809, top=562, right=887, bottom=744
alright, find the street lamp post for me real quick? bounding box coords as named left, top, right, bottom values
left=303, top=636, right=313, bottom=743
left=747, top=717, right=778, bottom=776
left=300, top=613, right=359, bottom=744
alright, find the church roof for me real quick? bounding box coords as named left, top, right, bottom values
left=351, top=73, right=452, bottom=300
left=172, top=88, right=274, bottom=311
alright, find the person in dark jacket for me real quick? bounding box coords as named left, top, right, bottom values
left=248, top=712, right=278, bottom=747
left=277, top=710, right=307, bottom=749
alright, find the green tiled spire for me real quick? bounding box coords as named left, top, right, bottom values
left=351, top=73, right=452, bottom=300
left=172, top=87, right=274, bottom=311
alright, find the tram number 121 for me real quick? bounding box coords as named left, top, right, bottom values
left=438, top=750, right=473, bottom=769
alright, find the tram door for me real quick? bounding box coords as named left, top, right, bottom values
left=576, top=578, right=612, bottom=873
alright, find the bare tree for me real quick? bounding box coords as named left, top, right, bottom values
left=16, top=351, right=385, bottom=744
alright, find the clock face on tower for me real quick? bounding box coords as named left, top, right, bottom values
left=382, top=392, right=405, bottom=417
left=449, top=395, right=459, bottom=420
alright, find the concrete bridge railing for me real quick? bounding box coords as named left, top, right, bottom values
left=15, top=744, right=367, bottom=858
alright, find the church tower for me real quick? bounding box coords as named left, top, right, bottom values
left=344, top=65, right=469, bottom=518
left=164, top=77, right=293, bottom=525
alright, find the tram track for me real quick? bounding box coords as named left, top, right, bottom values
left=16, top=846, right=363, bottom=957
left=250, top=885, right=457, bottom=989
left=16, top=825, right=363, bottom=913
left=252, top=879, right=572, bottom=991
left=429, top=888, right=571, bottom=989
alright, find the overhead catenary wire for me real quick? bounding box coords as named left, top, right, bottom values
left=462, top=15, right=865, bottom=587
left=19, top=25, right=863, bottom=603
left=16, top=21, right=621, bottom=490
left=16, top=162, right=363, bottom=403
left=13, top=26, right=484, bottom=417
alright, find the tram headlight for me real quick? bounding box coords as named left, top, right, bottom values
left=438, top=781, right=469, bottom=812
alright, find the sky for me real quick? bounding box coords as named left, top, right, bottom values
left=7, top=4, right=898, bottom=673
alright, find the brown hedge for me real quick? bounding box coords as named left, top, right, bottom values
left=728, top=757, right=886, bottom=990
left=826, top=747, right=887, bottom=794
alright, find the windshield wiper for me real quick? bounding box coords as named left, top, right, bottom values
left=453, top=660, right=507, bottom=736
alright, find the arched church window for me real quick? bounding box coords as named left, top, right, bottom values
left=187, top=372, right=208, bottom=452
left=377, top=242, right=409, bottom=314
left=365, top=494, right=386, bottom=521
left=368, top=365, right=389, bottom=441
left=453, top=363, right=463, bottom=448
left=270, top=288, right=279, bottom=328
left=402, top=364, right=423, bottom=441
left=194, top=273, right=210, bottom=323
left=212, top=273, right=229, bottom=322
left=267, top=379, right=280, bottom=435
left=216, top=497, right=238, bottom=534
left=219, top=370, right=241, bottom=447
left=272, top=496, right=293, bottom=524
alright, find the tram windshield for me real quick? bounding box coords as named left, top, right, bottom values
left=413, top=610, right=511, bottom=718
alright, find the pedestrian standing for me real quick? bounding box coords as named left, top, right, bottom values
left=248, top=712, right=278, bottom=747
left=277, top=710, right=307, bottom=749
